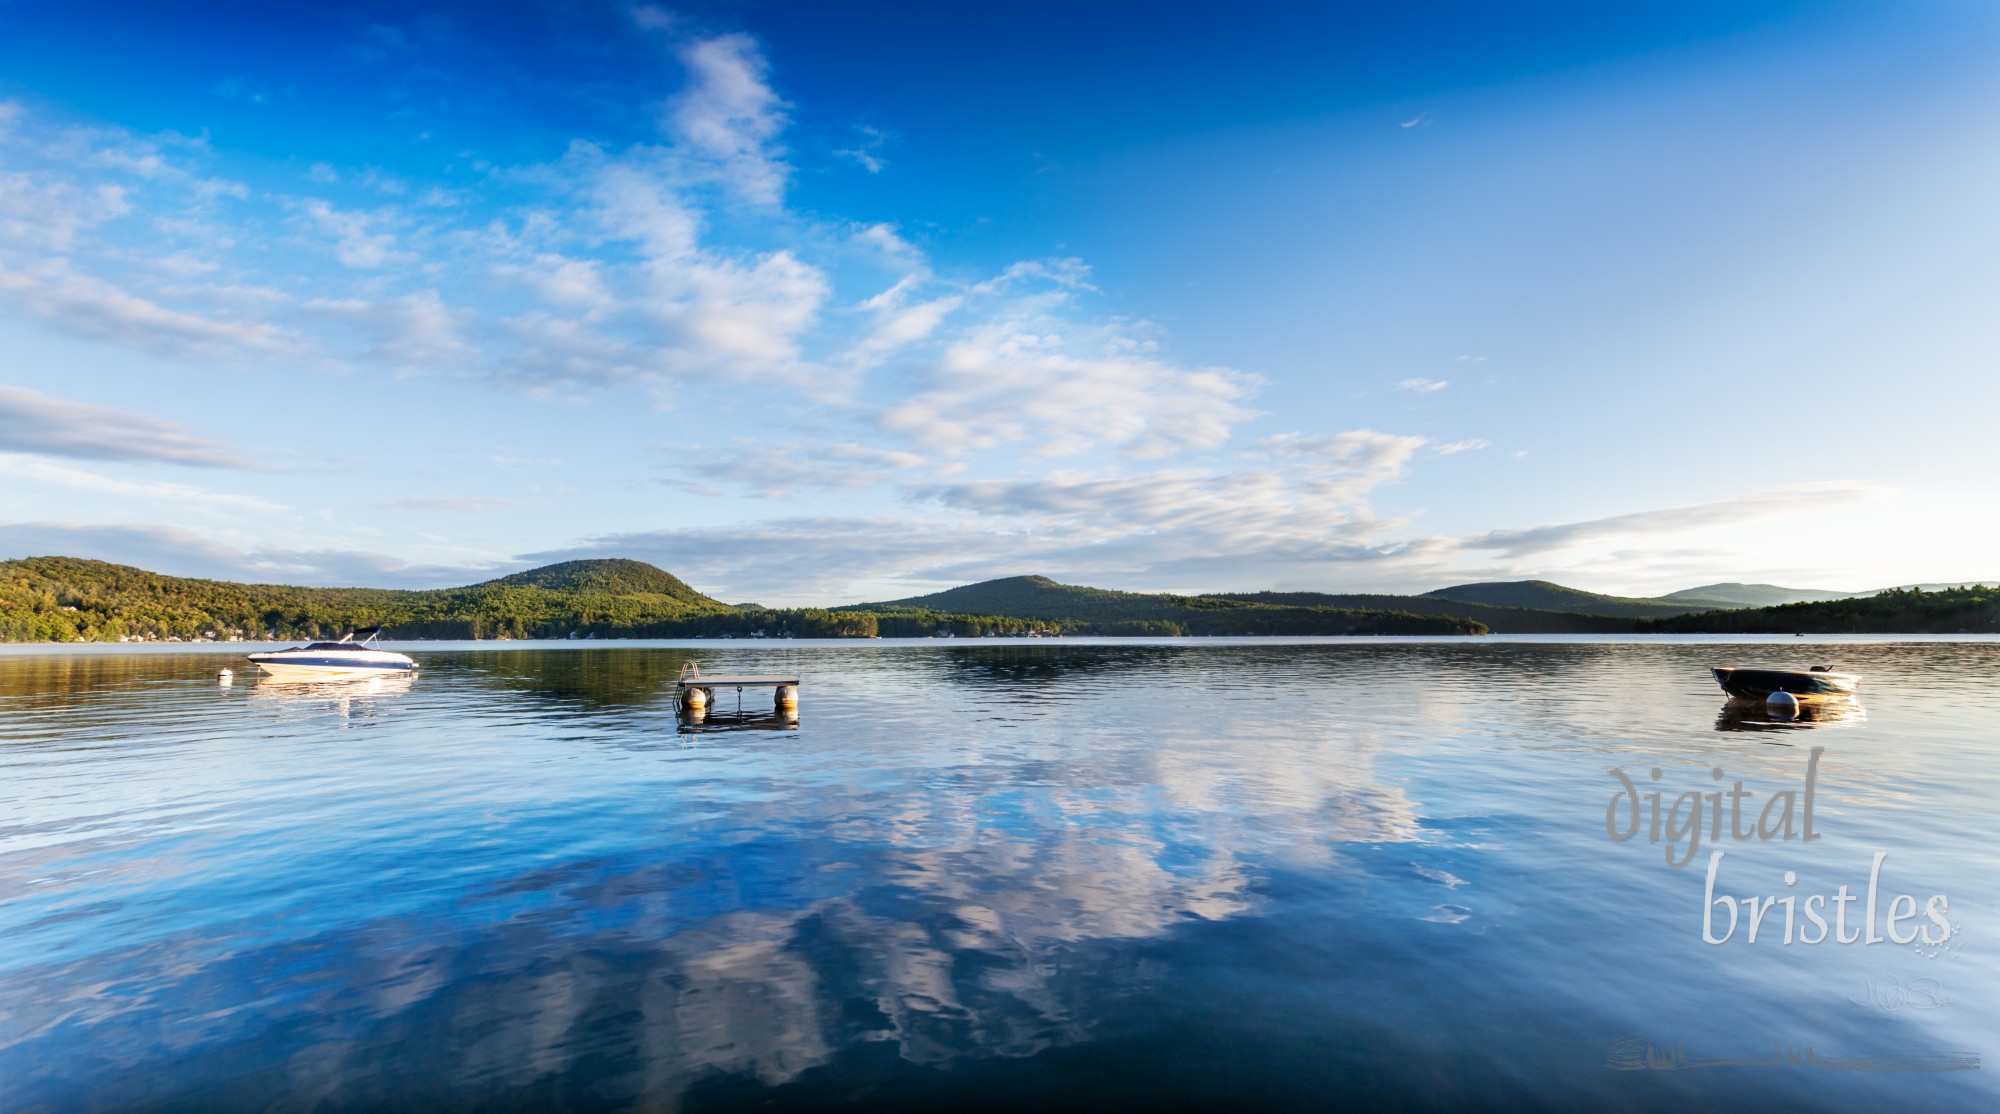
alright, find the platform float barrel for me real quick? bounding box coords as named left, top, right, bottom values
left=682, top=686, right=707, bottom=712
left=774, top=684, right=797, bottom=709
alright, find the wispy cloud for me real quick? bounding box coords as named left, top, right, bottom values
left=664, top=440, right=928, bottom=498
left=879, top=296, right=1261, bottom=460
left=1397, top=377, right=1448, bottom=393
left=664, top=33, right=791, bottom=205
left=2, top=455, right=282, bottom=513
left=299, top=199, right=413, bottom=268
left=0, top=521, right=511, bottom=588
left=1432, top=439, right=1490, bottom=455
left=1461, top=481, right=1892, bottom=559
left=834, top=123, right=892, bottom=174
left=0, top=260, right=293, bottom=358
left=0, top=385, right=259, bottom=468
left=373, top=495, right=534, bottom=513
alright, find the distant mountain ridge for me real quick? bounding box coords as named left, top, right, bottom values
left=1657, top=582, right=1857, bottom=606
left=6, top=556, right=1985, bottom=643
left=0, top=559, right=1481, bottom=642
left=1422, top=580, right=1717, bottom=618
left=848, top=574, right=1484, bottom=636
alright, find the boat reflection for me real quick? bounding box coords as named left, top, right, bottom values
left=248, top=671, right=416, bottom=720
left=677, top=706, right=799, bottom=735
left=1714, top=695, right=1864, bottom=732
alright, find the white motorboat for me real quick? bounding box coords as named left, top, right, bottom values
left=246, top=627, right=417, bottom=678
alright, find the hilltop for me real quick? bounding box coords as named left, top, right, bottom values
left=1657, top=582, right=1856, bottom=607
left=486, top=558, right=713, bottom=603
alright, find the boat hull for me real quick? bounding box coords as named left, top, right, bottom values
left=247, top=654, right=417, bottom=677
left=1711, top=666, right=1859, bottom=700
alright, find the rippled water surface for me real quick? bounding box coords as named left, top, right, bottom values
left=2, top=638, right=1996, bottom=1111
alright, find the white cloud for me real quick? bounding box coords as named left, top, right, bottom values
left=843, top=273, right=961, bottom=368
left=1259, top=429, right=1428, bottom=475
left=305, top=291, right=474, bottom=368
left=1432, top=439, right=1490, bottom=455
left=0, top=386, right=258, bottom=468
left=533, top=424, right=1438, bottom=600
left=299, top=198, right=412, bottom=268
left=665, top=33, right=790, bottom=205
left=835, top=148, right=883, bottom=173
left=0, top=172, right=129, bottom=251
left=0, top=260, right=293, bottom=358
left=1397, top=377, right=1448, bottom=393
left=834, top=123, right=892, bottom=174
left=664, top=439, right=928, bottom=498
left=880, top=308, right=1260, bottom=459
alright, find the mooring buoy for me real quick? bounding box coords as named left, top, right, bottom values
left=1765, top=690, right=1799, bottom=721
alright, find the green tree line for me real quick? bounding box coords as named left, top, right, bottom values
left=1638, top=586, right=2000, bottom=634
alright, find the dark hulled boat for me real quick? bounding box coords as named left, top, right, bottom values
left=1711, top=666, right=1860, bottom=700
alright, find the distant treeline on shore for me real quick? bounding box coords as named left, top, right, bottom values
left=1634, top=586, right=2000, bottom=635
left=2, top=557, right=1992, bottom=644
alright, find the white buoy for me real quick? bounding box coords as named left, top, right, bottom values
left=218, top=668, right=233, bottom=685
left=774, top=684, right=797, bottom=708
left=683, top=686, right=707, bottom=711
left=1766, top=690, right=1799, bottom=721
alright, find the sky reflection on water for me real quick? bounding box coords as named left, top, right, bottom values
left=0, top=640, right=1995, bottom=1111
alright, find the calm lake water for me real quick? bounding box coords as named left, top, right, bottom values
left=1, top=637, right=1995, bottom=1112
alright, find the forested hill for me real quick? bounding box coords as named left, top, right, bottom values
left=1422, top=580, right=1723, bottom=618
left=1638, top=586, right=2000, bottom=634
left=0, top=557, right=815, bottom=642
left=1656, top=582, right=1857, bottom=607
left=846, top=575, right=1487, bottom=636
left=855, top=575, right=1205, bottom=622
left=857, top=575, right=1616, bottom=634
left=488, top=559, right=713, bottom=603
left=0, top=558, right=1485, bottom=642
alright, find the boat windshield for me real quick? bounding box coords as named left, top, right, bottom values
left=301, top=642, right=364, bottom=651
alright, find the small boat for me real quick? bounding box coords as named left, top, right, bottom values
left=246, top=628, right=417, bottom=678
left=1710, top=665, right=1859, bottom=700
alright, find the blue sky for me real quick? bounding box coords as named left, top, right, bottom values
left=1, top=0, right=1996, bottom=602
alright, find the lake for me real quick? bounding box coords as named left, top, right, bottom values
left=1, top=637, right=1994, bottom=1111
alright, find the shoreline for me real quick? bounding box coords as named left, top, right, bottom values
left=4, top=631, right=1999, bottom=656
